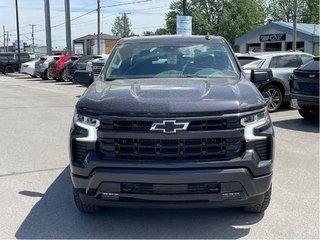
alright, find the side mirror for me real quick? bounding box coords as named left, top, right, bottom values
left=73, top=70, right=94, bottom=87
left=250, top=69, right=273, bottom=84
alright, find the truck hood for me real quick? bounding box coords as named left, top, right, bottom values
left=77, top=78, right=265, bottom=115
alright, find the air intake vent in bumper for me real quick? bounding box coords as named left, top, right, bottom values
left=254, top=138, right=271, bottom=160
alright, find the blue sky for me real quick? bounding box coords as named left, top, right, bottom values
left=0, top=0, right=172, bottom=48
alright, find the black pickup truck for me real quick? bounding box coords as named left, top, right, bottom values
left=0, top=52, right=31, bottom=73
left=70, top=35, right=274, bottom=213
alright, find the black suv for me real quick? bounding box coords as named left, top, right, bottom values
left=0, top=52, right=31, bottom=73
left=290, top=56, right=319, bottom=120
left=70, top=36, right=274, bottom=213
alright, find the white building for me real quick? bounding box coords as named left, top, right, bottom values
left=235, top=22, right=319, bottom=55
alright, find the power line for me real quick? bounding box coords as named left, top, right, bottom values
left=5, top=0, right=157, bottom=37
left=133, top=25, right=163, bottom=30
left=101, top=0, right=152, bottom=9
left=72, top=5, right=167, bottom=27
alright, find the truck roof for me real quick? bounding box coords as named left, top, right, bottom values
left=118, top=35, right=225, bottom=44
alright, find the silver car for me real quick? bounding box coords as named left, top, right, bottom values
left=240, top=51, right=314, bottom=112
left=34, top=55, right=60, bottom=80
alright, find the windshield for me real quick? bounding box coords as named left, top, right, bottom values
left=105, top=41, right=239, bottom=80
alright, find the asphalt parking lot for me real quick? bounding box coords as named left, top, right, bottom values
left=0, top=73, right=319, bottom=239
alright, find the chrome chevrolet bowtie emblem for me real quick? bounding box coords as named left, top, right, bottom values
left=150, top=120, right=189, bottom=133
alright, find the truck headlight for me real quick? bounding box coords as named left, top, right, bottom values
left=74, top=111, right=100, bottom=142
left=241, top=109, right=270, bottom=140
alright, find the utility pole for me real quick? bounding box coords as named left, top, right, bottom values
left=30, top=24, right=35, bottom=53
left=101, top=13, right=103, bottom=34
left=64, top=0, right=72, bottom=55
left=183, top=0, right=187, bottom=16
left=15, top=0, right=21, bottom=71
left=293, top=0, right=297, bottom=51
left=2, top=25, right=5, bottom=52
left=97, top=0, right=101, bottom=55
left=6, top=31, right=9, bottom=51
left=44, top=0, right=52, bottom=55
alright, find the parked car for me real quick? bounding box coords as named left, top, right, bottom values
left=47, top=56, right=61, bottom=80
left=70, top=35, right=274, bottom=214
left=235, top=53, right=260, bottom=66
left=20, top=59, right=38, bottom=78
left=34, top=56, right=58, bottom=79
left=49, top=55, right=78, bottom=81
left=0, top=52, right=31, bottom=73
left=290, top=56, right=319, bottom=120
left=60, top=56, right=79, bottom=82
left=72, top=55, right=104, bottom=85
left=239, top=51, right=314, bottom=112
left=63, top=55, right=100, bottom=82
left=91, top=54, right=109, bottom=79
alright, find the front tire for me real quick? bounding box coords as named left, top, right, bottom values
left=262, top=85, right=283, bottom=112
left=299, top=108, right=319, bottom=120
left=5, top=65, right=15, bottom=74
left=73, top=188, right=101, bottom=213
left=244, top=186, right=272, bottom=213
left=61, top=69, right=69, bottom=82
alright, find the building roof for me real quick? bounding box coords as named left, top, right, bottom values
left=235, top=22, right=320, bottom=45
left=73, top=34, right=120, bottom=42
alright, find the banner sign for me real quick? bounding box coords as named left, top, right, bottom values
left=260, top=33, right=286, bottom=42
left=74, top=43, right=84, bottom=55
left=176, top=16, right=192, bottom=36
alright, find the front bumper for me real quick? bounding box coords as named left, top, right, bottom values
left=72, top=167, right=272, bottom=208
left=291, top=93, right=319, bottom=109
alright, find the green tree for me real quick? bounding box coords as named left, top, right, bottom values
left=299, top=0, right=320, bottom=23
left=155, top=28, right=170, bottom=35
left=143, top=30, right=155, bottom=36
left=111, top=14, right=134, bottom=37
left=268, top=0, right=301, bottom=22
left=165, top=0, right=185, bottom=34
left=165, top=0, right=266, bottom=49
left=218, top=0, right=266, bottom=49
left=267, top=0, right=319, bottom=23
left=143, top=28, right=169, bottom=36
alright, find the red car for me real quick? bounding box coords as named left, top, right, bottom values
left=48, top=55, right=78, bottom=81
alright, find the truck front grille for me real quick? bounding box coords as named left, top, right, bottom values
left=97, top=137, right=245, bottom=162
left=92, top=63, right=104, bottom=76
left=99, top=117, right=241, bottom=132
left=121, top=182, right=220, bottom=194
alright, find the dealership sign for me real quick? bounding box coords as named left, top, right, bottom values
left=74, top=43, right=84, bottom=54
left=176, top=16, right=192, bottom=35
left=260, top=33, right=286, bottom=42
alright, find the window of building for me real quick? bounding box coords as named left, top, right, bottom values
left=265, top=42, right=282, bottom=51
left=286, top=41, right=305, bottom=51
left=269, top=55, right=300, bottom=68
left=247, top=43, right=261, bottom=52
